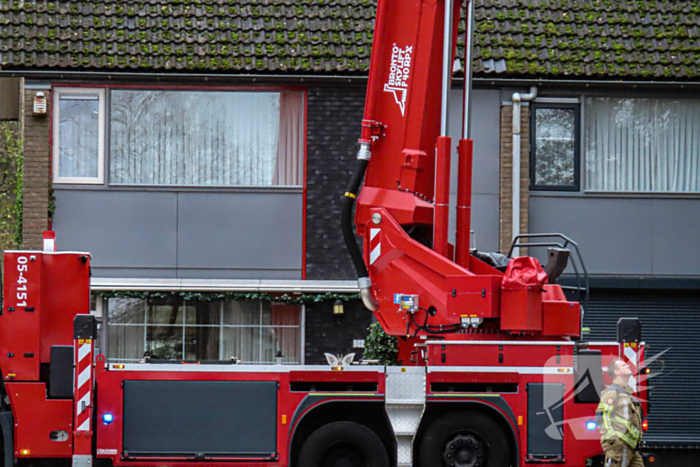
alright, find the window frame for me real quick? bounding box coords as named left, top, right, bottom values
left=52, top=85, right=306, bottom=189
left=529, top=101, right=581, bottom=192
left=52, top=87, right=106, bottom=185
left=104, top=297, right=305, bottom=365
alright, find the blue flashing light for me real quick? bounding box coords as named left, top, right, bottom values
left=586, top=420, right=597, bottom=431
left=102, top=413, right=114, bottom=424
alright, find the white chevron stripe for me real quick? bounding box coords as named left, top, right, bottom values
left=78, top=343, right=91, bottom=362
left=370, top=243, right=381, bottom=265
left=77, top=366, right=91, bottom=388
left=370, top=228, right=380, bottom=241
left=77, top=418, right=90, bottom=432
left=624, top=346, right=637, bottom=366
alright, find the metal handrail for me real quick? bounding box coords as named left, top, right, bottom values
left=507, top=233, right=589, bottom=310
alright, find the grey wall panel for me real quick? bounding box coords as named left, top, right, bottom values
left=176, top=268, right=302, bottom=280
left=55, top=190, right=303, bottom=279
left=447, top=89, right=501, bottom=244
left=471, top=194, right=500, bottom=253
left=53, top=190, right=178, bottom=270
left=651, top=199, right=700, bottom=275
left=448, top=89, right=500, bottom=196
left=90, top=267, right=178, bottom=278
left=177, top=192, right=302, bottom=277
left=529, top=196, right=653, bottom=275
left=470, top=90, right=501, bottom=195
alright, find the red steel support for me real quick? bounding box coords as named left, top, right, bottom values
left=434, top=136, right=451, bottom=258
left=73, top=316, right=96, bottom=466
left=455, top=138, right=473, bottom=268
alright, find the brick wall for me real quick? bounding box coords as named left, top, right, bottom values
left=304, top=298, right=371, bottom=364
left=22, top=88, right=50, bottom=250
left=305, top=86, right=367, bottom=280
left=304, top=87, right=373, bottom=361
left=499, top=103, right=530, bottom=254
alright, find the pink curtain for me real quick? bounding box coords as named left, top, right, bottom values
left=273, top=92, right=303, bottom=185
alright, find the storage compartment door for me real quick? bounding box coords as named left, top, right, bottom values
left=123, top=380, right=277, bottom=458
left=527, top=382, right=564, bottom=462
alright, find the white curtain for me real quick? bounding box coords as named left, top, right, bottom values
left=106, top=298, right=146, bottom=362
left=110, top=90, right=303, bottom=186
left=58, top=97, right=99, bottom=178
left=221, top=301, right=301, bottom=364
left=107, top=298, right=301, bottom=364
left=585, top=97, right=700, bottom=192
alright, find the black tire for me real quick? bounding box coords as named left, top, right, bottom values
left=297, top=421, right=390, bottom=467
left=418, top=411, right=513, bottom=467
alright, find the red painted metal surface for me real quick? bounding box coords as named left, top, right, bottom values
left=352, top=0, right=581, bottom=340
left=363, top=207, right=502, bottom=336
left=73, top=338, right=94, bottom=456
left=93, top=358, right=387, bottom=467
left=1, top=252, right=90, bottom=383
left=455, top=138, right=473, bottom=269
left=433, top=136, right=451, bottom=258
left=301, top=90, right=308, bottom=280
left=6, top=382, right=73, bottom=458
left=356, top=0, right=461, bottom=228
left=40, top=253, right=91, bottom=363
left=1, top=253, right=42, bottom=381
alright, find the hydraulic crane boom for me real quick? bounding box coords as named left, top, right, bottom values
left=343, top=0, right=582, bottom=341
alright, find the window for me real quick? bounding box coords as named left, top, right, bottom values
left=53, top=88, right=105, bottom=184
left=106, top=297, right=302, bottom=364
left=53, top=88, right=304, bottom=187
left=530, top=102, right=580, bottom=191
left=585, top=97, right=700, bottom=193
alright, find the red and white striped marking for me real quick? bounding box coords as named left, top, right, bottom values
left=622, top=342, right=643, bottom=392
left=369, top=228, right=381, bottom=265
left=74, top=339, right=93, bottom=432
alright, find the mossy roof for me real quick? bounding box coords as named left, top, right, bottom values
left=1, top=0, right=699, bottom=80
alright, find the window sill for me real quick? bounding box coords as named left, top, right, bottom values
left=52, top=184, right=304, bottom=194
left=530, top=190, right=700, bottom=200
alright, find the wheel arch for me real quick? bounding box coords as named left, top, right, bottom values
left=417, top=400, right=520, bottom=467
left=288, top=399, right=395, bottom=467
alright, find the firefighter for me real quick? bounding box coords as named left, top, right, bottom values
left=596, top=358, right=644, bottom=467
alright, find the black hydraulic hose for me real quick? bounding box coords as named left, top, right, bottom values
left=341, top=159, right=370, bottom=279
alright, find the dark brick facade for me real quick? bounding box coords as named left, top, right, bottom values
left=305, top=86, right=367, bottom=280
left=303, top=87, right=374, bottom=363
left=304, top=299, right=372, bottom=365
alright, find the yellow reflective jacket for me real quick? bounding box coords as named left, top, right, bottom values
left=596, top=383, right=643, bottom=449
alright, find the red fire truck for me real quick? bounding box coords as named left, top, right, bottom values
left=0, top=1, right=650, bottom=467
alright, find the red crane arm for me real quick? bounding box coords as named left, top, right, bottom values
left=342, top=0, right=582, bottom=341
left=355, top=0, right=461, bottom=231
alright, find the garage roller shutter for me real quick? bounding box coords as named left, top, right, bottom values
left=583, top=290, right=700, bottom=444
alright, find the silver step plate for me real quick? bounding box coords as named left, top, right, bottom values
left=385, top=366, right=426, bottom=467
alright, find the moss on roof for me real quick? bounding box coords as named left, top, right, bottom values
left=1, top=0, right=699, bottom=79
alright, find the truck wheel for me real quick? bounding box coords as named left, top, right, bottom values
left=418, top=411, right=512, bottom=467
left=298, top=421, right=390, bottom=467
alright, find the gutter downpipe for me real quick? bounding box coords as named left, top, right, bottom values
left=511, top=87, right=537, bottom=256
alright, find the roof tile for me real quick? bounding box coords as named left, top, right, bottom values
left=1, top=1, right=699, bottom=79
